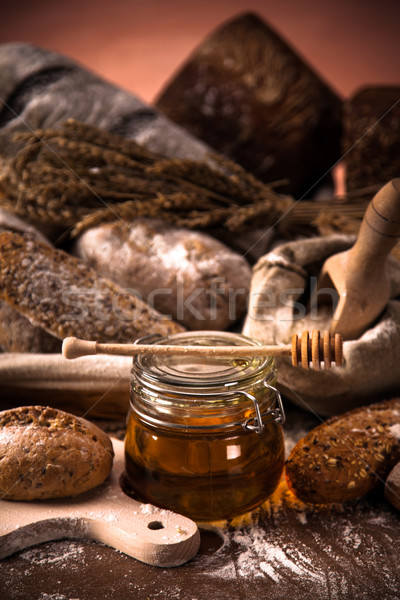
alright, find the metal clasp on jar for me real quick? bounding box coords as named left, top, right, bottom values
left=241, top=379, right=285, bottom=434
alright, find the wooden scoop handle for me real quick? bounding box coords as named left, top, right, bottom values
left=349, top=178, right=400, bottom=271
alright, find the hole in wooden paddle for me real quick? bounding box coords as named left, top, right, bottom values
left=147, top=521, right=164, bottom=530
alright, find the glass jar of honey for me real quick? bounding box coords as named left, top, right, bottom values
left=125, top=331, right=285, bottom=521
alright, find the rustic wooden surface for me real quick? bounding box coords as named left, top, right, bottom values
left=0, top=440, right=200, bottom=568
left=1, top=404, right=399, bottom=600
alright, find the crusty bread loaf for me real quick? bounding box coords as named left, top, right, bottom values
left=285, top=399, right=400, bottom=504
left=155, top=13, right=342, bottom=198
left=0, top=230, right=184, bottom=343
left=72, top=218, right=251, bottom=330
left=0, top=406, right=114, bottom=500
left=0, top=208, right=53, bottom=245
left=343, top=87, right=400, bottom=193
left=0, top=301, right=61, bottom=353
left=385, top=461, right=400, bottom=511
left=0, top=43, right=209, bottom=163
left=0, top=212, right=61, bottom=352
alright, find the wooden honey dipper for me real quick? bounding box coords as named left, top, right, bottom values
left=62, top=330, right=343, bottom=370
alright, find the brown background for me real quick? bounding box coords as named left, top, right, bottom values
left=1, top=0, right=400, bottom=104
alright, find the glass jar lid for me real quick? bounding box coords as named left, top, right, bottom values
left=130, top=331, right=284, bottom=433
left=133, top=330, right=274, bottom=390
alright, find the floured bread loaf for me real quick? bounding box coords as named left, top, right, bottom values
left=0, top=230, right=184, bottom=343
left=0, top=42, right=209, bottom=162
left=0, top=406, right=114, bottom=500
left=0, top=210, right=61, bottom=352
left=285, top=398, right=400, bottom=504
left=72, top=218, right=251, bottom=330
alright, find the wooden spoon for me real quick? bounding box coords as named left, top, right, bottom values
left=317, top=179, right=400, bottom=340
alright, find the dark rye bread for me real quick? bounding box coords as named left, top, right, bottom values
left=0, top=406, right=113, bottom=500
left=285, top=399, right=400, bottom=504
left=343, top=86, right=400, bottom=192
left=0, top=230, right=184, bottom=343
left=385, top=461, right=400, bottom=511
left=156, top=12, right=342, bottom=197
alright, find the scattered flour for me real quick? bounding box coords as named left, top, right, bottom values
left=296, top=512, right=307, bottom=525
left=232, top=525, right=326, bottom=584
left=342, top=524, right=362, bottom=549
left=20, top=541, right=85, bottom=566
left=139, top=503, right=158, bottom=515
left=38, top=594, right=79, bottom=600
left=389, top=423, right=400, bottom=439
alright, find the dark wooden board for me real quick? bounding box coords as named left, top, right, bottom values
left=1, top=405, right=399, bottom=600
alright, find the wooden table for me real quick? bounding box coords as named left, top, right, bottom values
left=1, top=405, right=399, bottom=600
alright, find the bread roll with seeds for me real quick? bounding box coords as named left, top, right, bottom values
left=285, top=399, right=400, bottom=504
left=0, top=406, right=113, bottom=500
left=0, top=230, right=184, bottom=343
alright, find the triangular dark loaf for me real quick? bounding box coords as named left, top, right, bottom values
left=156, top=12, right=343, bottom=197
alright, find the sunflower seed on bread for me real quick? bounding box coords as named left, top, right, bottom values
left=285, top=398, right=400, bottom=504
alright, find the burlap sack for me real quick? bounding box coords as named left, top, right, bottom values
left=243, top=235, right=400, bottom=416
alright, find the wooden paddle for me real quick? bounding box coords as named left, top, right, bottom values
left=0, top=439, right=200, bottom=567
left=317, top=179, right=400, bottom=340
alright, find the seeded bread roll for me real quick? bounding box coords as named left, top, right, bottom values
left=0, top=230, right=184, bottom=343
left=285, top=399, right=400, bottom=504
left=0, top=406, right=114, bottom=500
left=0, top=211, right=61, bottom=352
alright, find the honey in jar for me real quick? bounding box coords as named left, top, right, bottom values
left=125, top=331, right=285, bottom=521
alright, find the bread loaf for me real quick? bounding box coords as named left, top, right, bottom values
left=155, top=12, right=342, bottom=197
left=0, top=230, right=184, bottom=343
left=285, top=399, right=400, bottom=504
left=0, top=42, right=209, bottom=162
left=0, top=301, right=61, bottom=353
left=385, top=461, right=400, bottom=511
left=0, top=406, right=114, bottom=500
left=72, top=218, right=251, bottom=330
left=0, top=211, right=62, bottom=352
left=343, top=87, right=400, bottom=193
left=0, top=208, right=52, bottom=245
